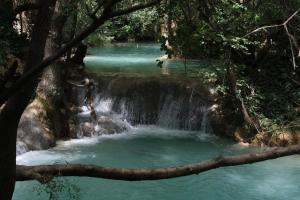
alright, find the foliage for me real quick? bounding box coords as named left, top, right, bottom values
left=160, top=0, right=259, bottom=59
left=162, top=0, right=300, bottom=60
left=159, top=0, right=300, bottom=138
left=231, top=63, right=300, bottom=134
left=33, top=178, right=80, bottom=200
left=103, top=7, right=159, bottom=42
left=76, top=4, right=159, bottom=43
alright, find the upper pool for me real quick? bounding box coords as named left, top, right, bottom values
left=84, top=43, right=218, bottom=76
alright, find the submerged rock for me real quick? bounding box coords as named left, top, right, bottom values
left=77, top=116, right=129, bottom=137
left=97, top=116, right=128, bottom=134
left=78, top=122, right=95, bottom=137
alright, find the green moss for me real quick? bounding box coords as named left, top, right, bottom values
left=34, top=97, right=56, bottom=137
left=35, top=97, right=51, bottom=113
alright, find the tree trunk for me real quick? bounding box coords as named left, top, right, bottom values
left=37, top=0, right=69, bottom=138
left=0, top=1, right=56, bottom=199
left=224, top=54, right=258, bottom=139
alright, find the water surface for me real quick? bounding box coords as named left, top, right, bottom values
left=14, top=126, right=300, bottom=200
left=84, top=43, right=217, bottom=76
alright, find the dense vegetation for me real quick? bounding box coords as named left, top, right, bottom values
left=159, top=0, right=300, bottom=144
left=87, top=7, right=160, bottom=44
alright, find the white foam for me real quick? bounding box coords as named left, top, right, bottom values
left=119, top=125, right=214, bottom=141
left=64, top=125, right=213, bottom=145
left=81, top=106, right=89, bottom=112
left=77, top=110, right=91, bottom=117
left=16, top=137, right=101, bottom=165
left=82, top=125, right=214, bottom=142
left=95, top=98, right=113, bottom=113
left=16, top=126, right=216, bottom=165
left=16, top=149, right=88, bottom=165
left=55, top=137, right=100, bottom=148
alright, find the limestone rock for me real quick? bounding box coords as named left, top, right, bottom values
left=17, top=99, right=55, bottom=155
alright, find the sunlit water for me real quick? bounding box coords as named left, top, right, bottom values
left=84, top=43, right=217, bottom=75
left=14, top=126, right=300, bottom=200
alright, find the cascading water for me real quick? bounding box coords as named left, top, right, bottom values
left=73, top=75, right=214, bottom=138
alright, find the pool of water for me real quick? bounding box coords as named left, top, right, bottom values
left=14, top=126, right=300, bottom=200
left=84, top=43, right=218, bottom=76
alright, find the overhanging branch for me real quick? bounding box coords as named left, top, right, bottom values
left=16, top=144, right=300, bottom=182
left=0, top=0, right=161, bottom=107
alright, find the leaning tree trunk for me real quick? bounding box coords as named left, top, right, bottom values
left=224, top=52, right=258, bottom=139
left=0, top=1, right=56, bottom=199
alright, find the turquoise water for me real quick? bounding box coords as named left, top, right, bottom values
left=14, top=43, right=300, bottom=199
left=84, top=43, right=217, bottom=75
left=14, top=126, right=300, bottom=200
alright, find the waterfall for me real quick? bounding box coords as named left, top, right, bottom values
left=16, top=74, right=214, bottom=155
left=200, top=107, right=209, bottom=133
left=73, top=75, right=214, bottom=137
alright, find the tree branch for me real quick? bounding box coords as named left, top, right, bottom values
left=244, top=9, right=300, bottom=37
left=16, top=144, right=300, bottom=182
left=14, top=3, right=40, bottom=15
left=0, top=0, right=160, bottom=107
left=109, top=0, right=160, bottom=18
left=244, top=8, right=300, bottom=69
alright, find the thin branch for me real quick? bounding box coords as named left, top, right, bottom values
left=289, top=76, right=300, bottom=86
left=284, top=24, right=298, bottom=69
left=288, top=34, right=300, bottom=56
left=244, top=9, right=300, bottom=37
left=244, top=24, right=282, bottom=37
left=244, top=8, right=300, bottom=69
left=283, top=8, right=300, bottom=25
left=16, top=144, right=300, bottom=182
